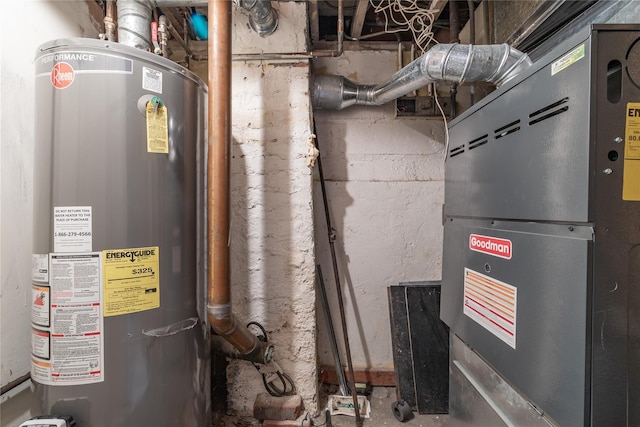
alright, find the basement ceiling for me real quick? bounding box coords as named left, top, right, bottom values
left=93, top=0, right=604, bottom=56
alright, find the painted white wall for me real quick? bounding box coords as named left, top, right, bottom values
left=0, top=1, right=98, bottom=425
left=312, top=46, right=446, bottom=372
left=226, top=2, right=319, bottom=416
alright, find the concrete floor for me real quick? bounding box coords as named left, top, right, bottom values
left=216, top=387, right=448, bottom=426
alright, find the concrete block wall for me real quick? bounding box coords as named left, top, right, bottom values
left=226, top=2, right=318, bottom=416
left=312, top=46, right=446, bottom=372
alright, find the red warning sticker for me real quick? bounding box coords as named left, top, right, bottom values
left=469, top=234, right=512, bottom=259
left=51, top=62, right=75, bottom=89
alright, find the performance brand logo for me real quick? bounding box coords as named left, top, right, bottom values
left=469, top=234, right=512, bottom=259
left=51, top=62, right=74, bottom=89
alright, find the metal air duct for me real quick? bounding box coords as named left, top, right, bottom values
left=312, top=43, right=532, bottom=110
left=117, top=0, right=154, bottom=49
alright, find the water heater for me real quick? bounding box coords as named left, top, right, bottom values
left=31, top=39, right=209, bottom=426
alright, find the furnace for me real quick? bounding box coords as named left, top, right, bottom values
left=442, top=24, right=640, bottom=426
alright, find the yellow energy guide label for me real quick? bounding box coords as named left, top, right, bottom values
left=624, top=103, right=640, bottom=200
left=102, top=246, right=160, bottom=316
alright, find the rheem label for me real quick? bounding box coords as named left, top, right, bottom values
left=51, top=62, right=75, bottom=89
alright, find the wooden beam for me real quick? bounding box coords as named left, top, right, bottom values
left=429, top=0, right=449, bottom=21
left=350, top=0, right=369, bottom=39
left=86, top=0, right=104, bottom=33
left=321, top=368, right=396, bottom=387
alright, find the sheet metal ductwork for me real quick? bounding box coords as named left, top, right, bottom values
left=117, top=0, right=154, bottom=49
left=312, top=44, right=532, bottom=110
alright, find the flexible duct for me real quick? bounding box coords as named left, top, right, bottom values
left=117, top=0, right=154, bottom=49
left=207, top=0, right=273, bottom=365
left=312, top=43, right=532, bottom=110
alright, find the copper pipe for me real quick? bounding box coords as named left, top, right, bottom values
left=207, top=0, right=272, bottom=364
left=105, top=0, right=116, bottom=42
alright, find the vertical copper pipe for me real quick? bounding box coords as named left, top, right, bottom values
left=207, top=0, right=271, bottom=363
left=104, top=0, right=116, bottom=42
left=208, top=0, right=231, bottom=311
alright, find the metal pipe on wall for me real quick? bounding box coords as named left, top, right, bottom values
left=207, top=0, right=273, bottom=365
left=449, top=0, right=460, bottom=118
left=467, top=0, right=476, bottom=105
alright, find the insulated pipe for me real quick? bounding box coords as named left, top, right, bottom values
left=312, top=43, right=532, bottom=110
left=207, top=0, right=273, bottom=365
left=117, top=0, right=153, bottom=49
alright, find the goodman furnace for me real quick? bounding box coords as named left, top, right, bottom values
left=441, top=25, right=640, bottom=426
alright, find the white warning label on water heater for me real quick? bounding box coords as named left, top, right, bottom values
left=142, top=67, right=163, bottom=94
left=31, top=253, right=104, bottom=386
left=53, top=206, right=92, bottom=253
left=463, top=268, right=517, bottom=349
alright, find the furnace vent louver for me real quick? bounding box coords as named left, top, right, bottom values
left=468, top=134, right=489, bottom=150
left=447, top=99, right=569, bottom=160
left=450, top=145, right=465, bottom=157
left=494, top=120, right=521, bottom=139
left=529, top=97, right=569, bottom=125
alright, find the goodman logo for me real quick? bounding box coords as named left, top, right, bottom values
left=51, top=62, right=74, bottom=89
left=469, top=234, right=512, bottom=259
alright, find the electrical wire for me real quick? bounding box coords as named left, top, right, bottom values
left=247, top=322, right=296, bottom=397
left=433, top=84, right=450, bottom=162
left=369, top=0, right=437, bottom=53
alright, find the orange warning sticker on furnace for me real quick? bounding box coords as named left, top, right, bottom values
left=463, top=268, right=517, bottom=349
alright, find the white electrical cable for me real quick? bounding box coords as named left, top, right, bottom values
left=433, top=85, right=450, bottom=162
left=369, top=0, right=437, bottom=53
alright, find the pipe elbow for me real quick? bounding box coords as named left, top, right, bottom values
left=207, top=304, right=274, bottom=364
